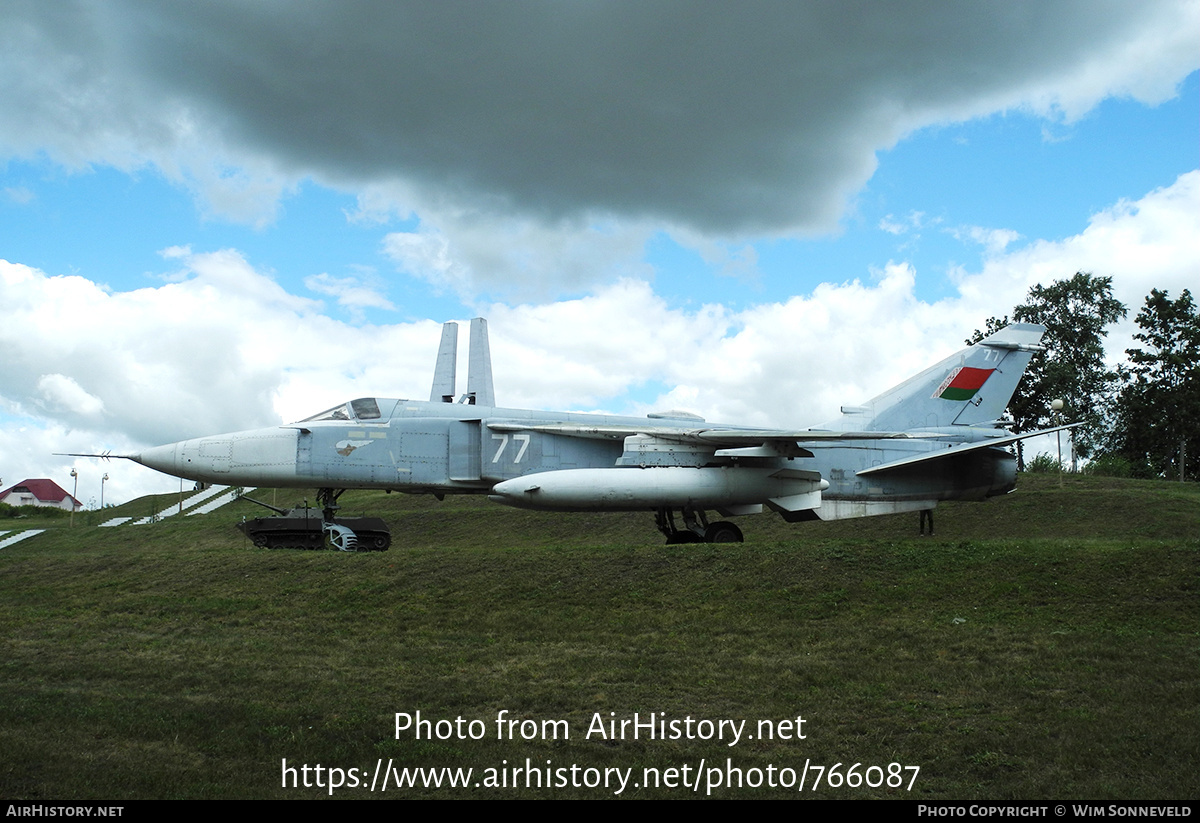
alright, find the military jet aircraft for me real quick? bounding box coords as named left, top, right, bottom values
left=75, top=318, right=1070, bottom=546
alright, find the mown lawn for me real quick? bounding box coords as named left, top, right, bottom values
left=1, top=475, right=1196, bottom=798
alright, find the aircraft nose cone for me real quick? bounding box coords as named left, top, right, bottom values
left=134, top=443, right=179, bottom=476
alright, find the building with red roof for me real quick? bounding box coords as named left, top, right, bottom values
left=0, top=479, right=83, bottom=511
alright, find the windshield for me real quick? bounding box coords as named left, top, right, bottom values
left=297, top=397, right=382, bottom=423
left=350, top=397, right=381, bottom=419
left=298, top=403, right=351, bottom=423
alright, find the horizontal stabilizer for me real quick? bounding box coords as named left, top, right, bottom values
left=855, top=423, right=1081, bottom=477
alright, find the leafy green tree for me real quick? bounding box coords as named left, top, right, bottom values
left=1009, top=272, right=1127, bottom=462
left=965, top=315, right=1010, bottom=346
left=969, top=274, right=1126, bottom=467
left=1111, top=289, right=1200, bottom=480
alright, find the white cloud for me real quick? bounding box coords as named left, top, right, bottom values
left=668, top=230, right=760, bottom=281
left=304, top=272, right=396, bottom=314
left=4, top=185, right=34, bottom=204
left=953, top=170, right=1200, bottom=360
left=951, top=225, right=1023, bottom=255
left=382, top=214, right=655, bottom=298
left=380, top=230, right=465, bottom=294
left=878, top=210, right=937, bottom=242
left=36, top=373, right=105, bottom=417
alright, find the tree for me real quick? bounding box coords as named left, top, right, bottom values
left=987, top=273, right=1126, bottom=466
left=1111, top=289, right=1200, bottom=480
left=966, top=315, right=1010, bottom=346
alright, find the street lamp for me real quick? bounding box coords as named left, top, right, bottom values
left=69, top=468, right=79, bottom=527
left=1051, top=399, right=1065, bottom=485
left=101, top=473, right=109, bottom=510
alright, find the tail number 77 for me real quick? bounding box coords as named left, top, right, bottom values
left=491, top=433, right=531, bottom=464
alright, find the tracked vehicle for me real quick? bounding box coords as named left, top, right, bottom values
left=237, top=493, right=390, bottom=551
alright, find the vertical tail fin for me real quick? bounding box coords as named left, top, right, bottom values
left=466, top=317, right=496, bottom=407
left=429, top=321, right=459, bottom=403
left=836, top=324, right=1045, bottom=431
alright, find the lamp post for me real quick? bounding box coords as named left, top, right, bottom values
left=1051, top=399, right=1065, bottom=486
left=101, top=473, right=109, bottom=510
left=70, top=468, right=79, bottom=527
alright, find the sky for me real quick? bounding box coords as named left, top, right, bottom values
left=1, top=1, right=1198, bottom=506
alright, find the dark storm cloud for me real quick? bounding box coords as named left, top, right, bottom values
left=2, top=0, right=1195, bottom=233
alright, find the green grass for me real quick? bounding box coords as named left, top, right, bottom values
left=1, top=475, right=1196, bottom=799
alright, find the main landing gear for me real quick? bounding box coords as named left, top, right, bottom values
left=655, top=507, right=744, bottom=544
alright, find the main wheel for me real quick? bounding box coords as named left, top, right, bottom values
left=704, top=521, right=744, bottom=543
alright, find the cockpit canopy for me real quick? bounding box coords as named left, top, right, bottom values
left=298, top=397, right=388, bottom=423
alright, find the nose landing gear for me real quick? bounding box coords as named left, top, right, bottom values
left=655, top=507, right=744, bottom=544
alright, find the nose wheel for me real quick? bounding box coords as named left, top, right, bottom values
left=323, top=522, right=359, bottom=552
left=656, top=507, right=744, bottom=544
left=315, top=488, right=392, bottom=552
left=318, top=489, right=357, bottom=551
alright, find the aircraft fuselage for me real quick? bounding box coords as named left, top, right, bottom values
left=89, top=319, right=1059, bottom=543
left=134, top=396, right=1017, bottom=511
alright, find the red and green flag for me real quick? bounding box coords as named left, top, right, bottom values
left=933, top=366, right=994, bottom=401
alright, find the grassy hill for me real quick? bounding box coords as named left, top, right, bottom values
left=1, top=475, right=1196, bottom=799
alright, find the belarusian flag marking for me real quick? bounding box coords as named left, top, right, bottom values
left=933, top=366, right=994, bottom=401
